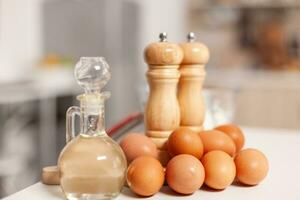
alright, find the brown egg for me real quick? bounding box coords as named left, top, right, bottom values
left=234, top=148, right=269, bottom=185
left=120, top=133, right=157, bottom=163
left=215, top=124, right=245, bottom=152
left=201, top=150, right=236, bottom=190
left=199, top=130, right=236, bottom=156
left=155, top=150, right=170, bottom=167
left=166, top=154, right=205, bottom=194
left=127, top=156, right=164, bottom=196
left=167, top=127, right=204, bottom=159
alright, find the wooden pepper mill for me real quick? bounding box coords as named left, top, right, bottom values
left=144, top=33, right=183, bottom=149
left=178, top=32, right=209, bottom=132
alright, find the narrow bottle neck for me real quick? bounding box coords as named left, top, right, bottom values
left=80, top=105, right=106, bottom=136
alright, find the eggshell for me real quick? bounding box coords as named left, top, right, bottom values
left=166, top=154, right=205, bottom=194
left=127, top=156, right=165, bottom=196
left=155, top=150, right=170, bottom=167
left=199, top=130, right=236, bottom=156
left=120, top=133, right=157, bottom=163
left=234, top=148, right=269, bottom=185
left=167, top=127, right=204, bottom=159
left=215, top=124, right=245, bottom=152
left=201, top=150, right=236, bottom=190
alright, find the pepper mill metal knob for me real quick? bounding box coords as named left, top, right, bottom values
left=144, top=33, right=183, bottom=149
left=187, top=32, right=195, bottom=42
left=178, top=32, right=210, bottom=132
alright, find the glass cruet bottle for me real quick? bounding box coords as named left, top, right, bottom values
left=58, top=57, right=127, bottom=200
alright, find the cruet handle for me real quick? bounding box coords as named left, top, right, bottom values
left=66, top=106, right=81, bottom=143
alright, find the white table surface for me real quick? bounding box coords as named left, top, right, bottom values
left=3, top=127, right=300, bottom=200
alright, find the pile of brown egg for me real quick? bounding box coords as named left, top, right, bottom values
left=119, top=124, right=269, bottom=196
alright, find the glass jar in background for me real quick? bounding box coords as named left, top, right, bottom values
left=203, top=87, right=236, bottom=129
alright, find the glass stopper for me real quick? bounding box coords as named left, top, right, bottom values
left=74, top=57, right=111, bottom=93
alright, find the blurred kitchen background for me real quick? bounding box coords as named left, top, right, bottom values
left=1, top=0, right=300, bottom=198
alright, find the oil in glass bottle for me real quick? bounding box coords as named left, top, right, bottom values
left=58, top=57, right=127, bottom=200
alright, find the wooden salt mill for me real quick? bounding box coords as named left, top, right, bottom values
left=178, top=32, right=209, bottom=132
left=144, top=33, right=183, bottom=149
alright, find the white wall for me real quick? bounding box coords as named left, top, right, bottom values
left=0, top=0, right=42, bottom=81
